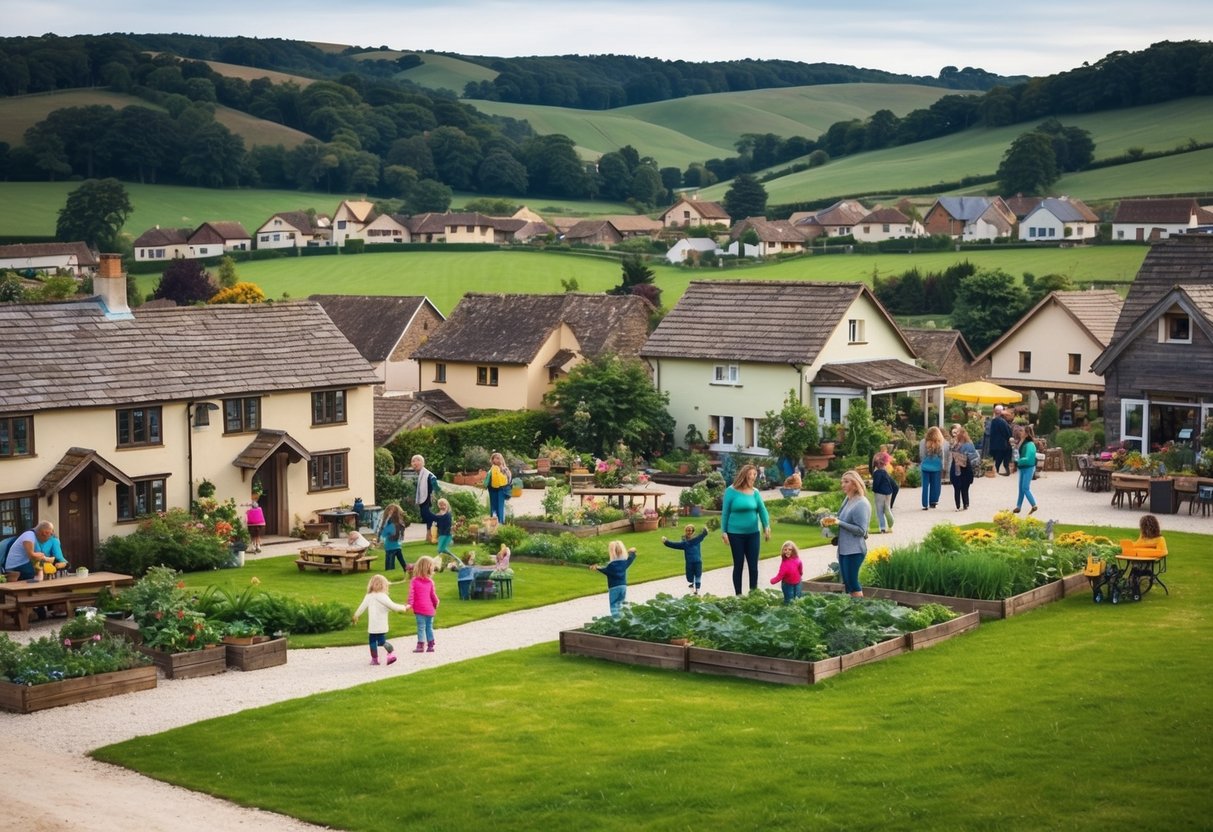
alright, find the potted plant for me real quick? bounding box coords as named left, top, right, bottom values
left=250, top=478, right=264, bottom=501
left=681, top=485, right=709, bottom=516
left=59, top=612, right=106, bottom=649
left=656, top=503, right=680, bottom=527
left=759, top=390, right=823, bottom=469
left=630, top=507, right=660, bottom=532
left=684, top=423, right=706, bottom=451
left=221, top=619, right=263, bottom=646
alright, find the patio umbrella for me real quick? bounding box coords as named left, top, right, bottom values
left=943, top=380, right=1023, bottom=405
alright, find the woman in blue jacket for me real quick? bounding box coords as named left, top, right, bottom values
left=720, top=464, right=771, bottom=595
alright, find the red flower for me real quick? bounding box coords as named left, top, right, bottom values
left=154, top=611, right=163, bottom=620
left=176, top=608, right=185, bottom=620
left=188, top=634, right=196, bottom=642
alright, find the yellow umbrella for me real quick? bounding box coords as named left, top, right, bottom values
left=943, top=380, right=1023, bottom=405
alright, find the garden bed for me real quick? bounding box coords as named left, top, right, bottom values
left=0, top=665, right=157, bottom=714
left=514, top=518, right=632, bottom=538
left=103, top=617, right=142, bottom=644
left=138, top=643, right=228, bottom=680
left=224, top=636, right=287, bottom=671
left=802, top=574, right=1087, bottom=620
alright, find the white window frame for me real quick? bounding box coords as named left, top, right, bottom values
left=1121, top=398, right=1147, bottom=452
left=1160, top=312, right=1192, bottom=344
left=712, top=364, right=740, bottom=385
left=847, top=319, right=865, bottom=344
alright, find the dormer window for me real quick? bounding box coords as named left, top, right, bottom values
left=1161, top=312, right=1191, bottom=344
left=848, top=319, right=865, bottom=344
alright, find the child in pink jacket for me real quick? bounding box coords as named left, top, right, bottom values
left=770, top=541, right=804, bottom=604
left=408, top=555, right=441, bottom=652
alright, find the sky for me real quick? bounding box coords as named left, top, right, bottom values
left=9, top=0, right=1213, bottom=78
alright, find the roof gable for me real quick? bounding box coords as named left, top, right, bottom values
left=0, top=242, right=99, bottom=266
left=974, top=290, right=1124, bottom=363
left=310, top=295, right=440, bottom=361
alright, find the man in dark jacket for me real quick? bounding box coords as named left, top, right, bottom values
left=988, top=405, right=1014, bottom=475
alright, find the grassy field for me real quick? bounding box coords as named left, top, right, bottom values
left=94, top=526, right=1213, bottom=832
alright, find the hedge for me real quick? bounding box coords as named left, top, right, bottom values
left=384, top=410, right=558, bottom=476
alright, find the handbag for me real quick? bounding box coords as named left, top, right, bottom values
left=830, top=536, right=839, bottom=546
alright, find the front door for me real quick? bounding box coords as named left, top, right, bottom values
left=1121, top=398, right=1147, bottom=452
left=59, top=476, right=95, bottom=570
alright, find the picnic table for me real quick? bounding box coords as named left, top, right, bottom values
left=0, top=570, right=135, bottom=631
left=572, top=487, right=666, bottom=513
left=314, top=509, right=360, bottom=538
left=295, top=546, right=376, bottom=574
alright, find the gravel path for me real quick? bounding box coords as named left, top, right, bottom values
left=2, top=470, right=1206, bottom=830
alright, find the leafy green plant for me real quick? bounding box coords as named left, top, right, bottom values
left=0, top=632, right=150, bottom=686
left=759, top=389, right=820, bottom=460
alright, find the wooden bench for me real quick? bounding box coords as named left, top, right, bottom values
left=0, top=591, right=99, bottom=629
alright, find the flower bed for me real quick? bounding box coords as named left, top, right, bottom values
left=0, top=631, right=156, bottom=713
left=139, top=643, right=227, bottom=679
left=514, top=518, right=631, bottom=538
left=225, top=636, right=287, bottom=672
left=0, top=665, right=157, bottom=713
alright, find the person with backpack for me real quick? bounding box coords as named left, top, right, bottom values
left=485, top=451, right=513, bottom=525
left=376, top=503, right=408, bottom=574
left=411, top=454, right=440, bottom=542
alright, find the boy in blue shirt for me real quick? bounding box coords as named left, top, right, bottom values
left=590, top=541, right=637, bottom=618
left=662, top=524, right=708, bottom=595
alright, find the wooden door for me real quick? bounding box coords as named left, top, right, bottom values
left=59, top=476, right=96, bottom=570
left=256, top=460, right=280, bottom=535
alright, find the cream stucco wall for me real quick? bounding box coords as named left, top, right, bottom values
left=809, top=295, right=916, bottom=374
left=3, top=387, right=375, bottom=544
left=987, top=304, right=1104, bottom=388
left=444, top=224, right=495, bottom=244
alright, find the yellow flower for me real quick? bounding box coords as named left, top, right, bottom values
left=250, top=577, right=261, bottom=586
left=866, top=546, right=891, bottom=563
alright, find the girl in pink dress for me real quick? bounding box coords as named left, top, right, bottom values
left=408, top=556, right=441, bottom=652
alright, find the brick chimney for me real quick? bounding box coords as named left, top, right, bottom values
left=95, top=253, right=132, bottom=319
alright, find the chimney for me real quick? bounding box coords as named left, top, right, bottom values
left=95, top=253, right=132, bottom=319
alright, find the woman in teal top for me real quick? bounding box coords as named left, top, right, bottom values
left=1013, top=424, right=1039, bottom=514
left=720, top=463, right=771, bottom=595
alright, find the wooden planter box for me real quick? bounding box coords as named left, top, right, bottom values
left=225, top=636, right=287, bottom=671
left=803, top=573, right=1086, bottom=620
left=688, top=645, right=842, bottom=685
left=0, top=665, right=157, bottom=714
left=559, top=630, right=687, bottom=671
left=138, top=643, right=228, bottom=680
left=515, top=518, right=632, bottom=538
left=103, top=617, right=142, bottom=645
left=302, top=522, right=331, bottom=540
left=905, top=611, right=981, bottom=650
left=631, top=518, right=660, bottom=532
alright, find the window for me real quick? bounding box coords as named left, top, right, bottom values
left=0, top=493, right=36, bottom=536
left=1161, top=313, right=1191, bottom=343
left=337, top=220, right=347, bottom=229
left=311, top=390, right=347, bottom=425
left=710, top=415, right=735, bottom=445
left=0, top=414, right=33, bottom=457
left=712, top=364, right=740, bottom=384
left=848, top=319, right=865, bottom=343
left=434, top=363, right=447, bottom=383
left=309, top=451, right=349, bottom=491
left=882, top=223, right=891, bottom=233
left=1068, top=353, right=1082, bottom=375
left=224, top=397, right=261, bottom=434
left=116, top=406, right=162, bottom=447
left=117, top=477, right=167, bottom=522
left=1018, top=351, right=1032, bottom=373
left=476, top=366, right=499, bottom=386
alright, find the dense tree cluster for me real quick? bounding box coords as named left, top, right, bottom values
left=950, top=269, right=1030, bottom=353
left=997, top=119, right=1095, bottom=194
left=873, top=261, right=976, bottom=316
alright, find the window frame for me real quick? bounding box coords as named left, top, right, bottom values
left=116, top=405, right=163, bottom=448
left=712, top=364, right=740, bottom=385
left=848, top=318, right=866, bottom=344
left=309, top=450, right=350, bottom=492
left=1068, top=353, right=1082, bottom=375
left=434, top=363, right=447, bottom=383
left=223, top=396, right=262, bottom=434
left=311, top=389, right=348, bottom=426
left=1161, top=313, right=1192, bottom=344
left=0, top=413, right=34, bottom=458
left=476, top=366, right=500, bottom=387
left=117, top=476, right=168, bottom=522
left=0, top=492, right=37, bottom=537
left=1018, top=351, right=1032, bottom=373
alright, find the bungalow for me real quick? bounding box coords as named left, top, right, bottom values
left=730, top=217, right=806, bottom=256
left=188, top=221, right=252, bottom=259
left=1111, top=198, right=1213, bottom=242
left=407, top=212, right=448, bottom=244
left=563, top=216, right=662, bottom=247
left=0, top=242, right=98, bottom=277
left=1092, top=234, right=1213, bottom=451
left=440, top=212, right=498, bottom=245
left=255, top=211, right=331, bottom=250
left=973, top=290, right=1123, bottom=419
left=902, top=327, right=981, bottom=386
left=794, top=199, right=869, bottom=240
left=1018, top=197, right=1100, bottom=242
left=661, top=196, right=731, bottom=228
left=852, top=207, right=924, bottom=242
left=923, top=196, right=1015, bottom=241
left=0, top=254, right=378, bottom=568
left=331, top=199, right=377, bottom=246
left=640, top=280, right=945, bottom=454
left=131, top=227, right=190, bottom=262
left=412, top=293, right=652, bottom=410
left=310, top=295, right=445, bottom=393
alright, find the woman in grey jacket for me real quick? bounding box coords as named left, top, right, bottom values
left=835, top=470, right=872, bottom=598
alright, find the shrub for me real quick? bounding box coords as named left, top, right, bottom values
left=99, top=508, right=230, bottom=576
left=1054, top=428, right=1095, bottom=462
left=1037, top=400, right=1060, bottom=436
left=445, top=489, right=484, bottom=521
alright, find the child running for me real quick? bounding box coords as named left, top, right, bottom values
left=352, top=574, right=408, bottom=666
left=661, top=524, right=708, bottom=594
left=769, top=540, right=804, bottom=604
left=433, top=498, right=454, bottom=563
left=408, top=555, right=441, bottom=652
left=590, top=540, right=637, bottom=618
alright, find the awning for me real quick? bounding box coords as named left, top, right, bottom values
left=233, top=429, right=311, bottom=471
left=944, top=380, right=1024, bottom=404
left=813, top=359, right=946, bottom=392
left=37, top=447, right=134, bottom=503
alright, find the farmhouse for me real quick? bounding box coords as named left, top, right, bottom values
left=852, top=207, right=924, bottom=242
left=1018, top=197, right=1100, bottom=242
left=131, top=226, right=190, bottom=262
left=0, top=242, right=98, bottom=277
left=923, top=196, right=1015, bottom=241
left=661, top=196, right=730, bottom=228
left=729, top=217, right=806, bottom=256
left=188, top=221, right=252, bottom=258
left=254, top=211, right=332, bottom=249
left=793, top=199, right=869, bottom=240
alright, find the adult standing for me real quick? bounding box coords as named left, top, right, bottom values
left=989, top=405, right=1014, bottom=475
left=720, top=463, right=771, bottom=595
left=411, top=454, right=440, bottom=539
left=949, top=426, right=978, bottom=511
left=485, top=452, right=512, bottom=525
left=918, top=425, right=950, bottom=510
left=1013, top=424, right=1039, bottom=514
left=835, top=470, right=872, bottom=598
left=3, top=521, right=57, bottom=580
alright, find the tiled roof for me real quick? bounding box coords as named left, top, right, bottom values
left=810, top=199, right=869, bottom=227
left=563, top=219, right=614, bottom=241
left=934, top=196, right=996, bottom=222
left=1051, top=290, right=1124, bottom=345
left=441, top=212, right=496, bottom=228
left=37, top=447, right=133, bottom=496
left=641, top=281, right=877, bottom=363
left=1032, top=197, right=1100, bottom=224
left=374, top=393, right=463, bottom=445
left=0, top=242, right=98, bottom=266
left=666, top=197, right=729, bottom=220
left=860, top=207, right=911, bottom=224
left=1112, top=198, right=1201, bottom=224
left=407, top=213, right=448, bottom=234
left=1004, top=196, right=1043, bottom=219
left=731, top=218, right=806, bottom=243
left=310, top=295, right=438, bottom=362
left=813, top=358, right=945, bottom=390
left=607, top=215, right=663, bottom=233
left=233, top=430, right=311, bottom=470
left=337, top=200, right=376, bottom=222
left=0, top=300, right=377, bottom=413
left=412, top=293, right=652, bottom=364
left=902, top=327, right=974, bottom=366
left=1113, top=235, right=1213, bottom=342
left=413, top=389, right=467, bottom=422
left=266, top=211, right=318, bottom=233
left=132, top=227, right=189, bottom=247
left=191, top=221, right=251, bottom=243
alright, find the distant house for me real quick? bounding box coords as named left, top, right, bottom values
left=1092, top=235, right=1213, bottom=451
left=794, top=199, right=869, bottom=240
left=439, top=212, right=498, bottom=244
left=730, top=217, right=806, bottom=256
left=563, top=216, right=662, bottom=247
left=1111, top=198, right=1213, bottom=242
left=255, top=211, right=331, bottom=250
left=641, top=280, right=945, bottom=454
left=666, top=237, right=720, bottom=264
left=0, top=242, right=98, bottom=277
left=1018, top=197, right=1100, bottom=242
left=852, top=207, right=924, bottom=242
left=408, top=212, right=448, bottom=243
left=373, top=391, right=464, bottom=446
left=661, top=196, right=731, bottom=228
left=902, top=327, right=980, bottom=386
left=188, top=221, right=252, bottom=259
left=131, top=227, right=190, bottom=262
left=974, top=290, right=1124, bottom=418
left=361, top=213, right=412, bottom=245
left=923, top=196, right=1016, bottom=241
left=412, top=293, right=653, bottom=410
left=1004, top=195, right=1043, bottom=223
left=331, top=199, right=377, bottom=246
left=310, top=295, right=445, bottom=393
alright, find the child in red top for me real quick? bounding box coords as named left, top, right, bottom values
left=407, top=555, right=441, bottom=652
left=770, top=540, right=804, bottom=604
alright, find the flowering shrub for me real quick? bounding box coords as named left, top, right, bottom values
left=117, top=566, right=224, bottom=652
left=99, top=508, right=231, bottom=576
left=593, top=457, right=624, bottom=487
left=0, top=632, right=150, bottom=686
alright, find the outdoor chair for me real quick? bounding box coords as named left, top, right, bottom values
left=1194, top=484, right=1213, bottom=517
left=1173, top=476, right=1197, bottom=514
left=1075, top=455, right=1091, bottom=490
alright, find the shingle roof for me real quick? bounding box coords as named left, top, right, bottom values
left=934, top=196, right=996, bottom=222
left=411, top=293, right=652, bottom=364
left=563, top=219, right=616, bottom=241
left=1051, top=290, right=1124, bottom=345
left=413, top=389, right=467, bottom=422
left=732, top=217, right=806, bottom=243
left=1030, top=197, right=1100, bottom=224
left=1004, top=196, right=1043, bottom=220
left=607, top=215, right=663, bottom=233
left=666, top=197, right=729, bottom=220
left=310, top=295, right=439, bottom=362
left=266, top=211, right=319, bottom=233
left=1110, top=235, right=1213, bottom=342
left=191, top=221, right=251, bottom=243
left=373, top=395, right=458, bottom=445
left=0, top=242, right=98, bottom=267
left=408, top=213, right=448, bottom=234
left=1112, top=198, right=1201, bottom=224
left=132, top=227, right=189, bottom=247
left=37, top=447, right=133, bottom=496
left=902, top=327, right=974, bottom=366
left=0, top=299, right=377, bottom=413
left=641, top=281, right=892, bottom=364
left=860, top=207, right=911, bottom=225
left=813, top=359, right=945, bottom=390
left=809, top=200, right=869, bottom=227
left=233, top=429, right=311, bottom=470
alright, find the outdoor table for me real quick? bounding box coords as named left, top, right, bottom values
left=572, top=487, right=666, bottom=513
left=314, top=508, right=359, bottom=538
left=0, top=570, right=135, bottom=631
left=295, top=546, right=376, bottom=574
left=1110, top=474, right=1150, bottom=509
left=1087, top=465, right=1112, bottom=493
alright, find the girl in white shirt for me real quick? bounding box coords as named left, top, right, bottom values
left=352, top=574, right=409, bottom=665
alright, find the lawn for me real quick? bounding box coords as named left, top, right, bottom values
left=96, top=525, right=1212, bottom=832
left=186, top=523, right=828, bottom=647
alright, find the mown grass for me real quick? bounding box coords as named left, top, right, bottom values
left=95, top=526, right=1212, bottom=832
left=186, top=523, right=830, bottom=647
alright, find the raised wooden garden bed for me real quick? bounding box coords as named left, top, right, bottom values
left=224, top=636, right=287, bottom=671
left=0, top=665, right=157, bottom=714
left=802, top=573, right=1086, bottom=620
left=103, top=617, right=142, bottom=644
left=138, top=643, right=227, bottom=680
left=560, top=611, right=980, bottom=686
left=515, top=518, right=632, bottom=538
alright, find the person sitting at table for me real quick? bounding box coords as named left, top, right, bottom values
left=1132, top=514, right=1168, bottom=557
left=345, top=529, right=371, bottom=553
left=35, top=529, right=69, bottom=575
left=3, top=521, right=57, bottom=580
